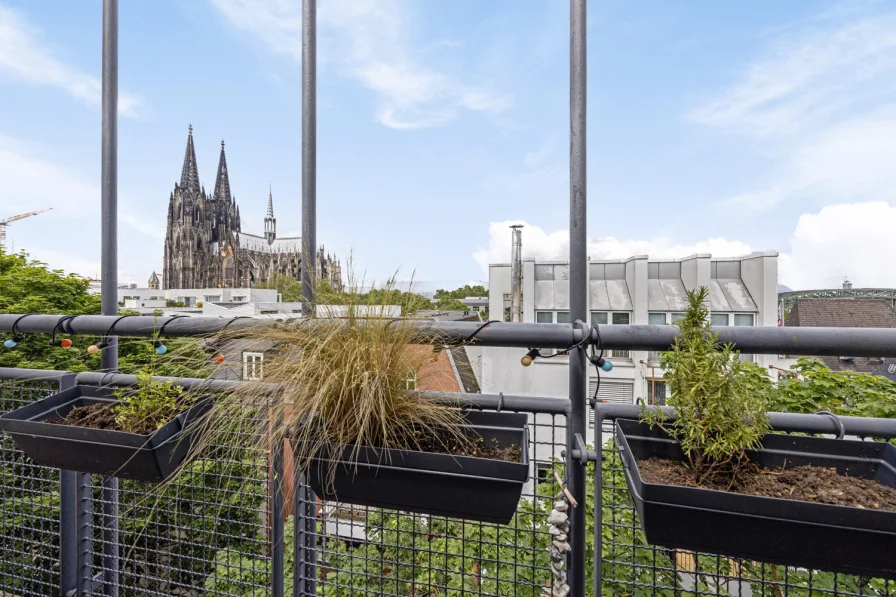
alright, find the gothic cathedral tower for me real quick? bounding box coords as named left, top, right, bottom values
left=163, top=126, right=240, bottom=289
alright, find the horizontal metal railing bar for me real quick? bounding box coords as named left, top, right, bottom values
left=0, top=368, right=571, bottom=414
left=2, top=313, right=896, bottom=355
left=0, top=367, right=75, bottom=381
left=596, top=403, right=896, bottom=438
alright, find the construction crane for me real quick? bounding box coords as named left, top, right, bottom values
left=0, top=208, right=53, bottom=251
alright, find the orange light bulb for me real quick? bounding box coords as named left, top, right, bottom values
left=60, top=339, right=72, bottom=348
left=213, top=353, right=225, bottom=364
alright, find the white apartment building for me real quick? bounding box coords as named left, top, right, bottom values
left=482, top=252, right=780, bottom=435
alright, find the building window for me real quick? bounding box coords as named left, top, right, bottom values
left=671, top=312, right=684, bottom=323
left=647, top=379, right=667, bottom=406
left=590, top=311, right=631, bottom=359
left=242, top=352, right=264, bottom=380
left=734, top=314, right=754, bottom=362
left=711, top=314, right=729, bottom=327
left=648, top=313, right=666, bottom=325
left=535, top=463, right=552, bottom=483
left=535, top=312, right=569, bottom=356
left=734, top=314, right=754, bottom=326
left=405, top=372, right=418, bottom=390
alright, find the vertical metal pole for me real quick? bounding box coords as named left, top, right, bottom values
left=294, top=469, right=317, bottom=597
left=594, top=414, right=604, bottom=597
left=294, top=467, right=304, bottom=597
left=272, top=437, right=285, bottom=597
left=567, top=2, right=587, bottom=597
left=305, top=483, right=318, bottom=597
left=301, top=0, right=317, bottom=318
left=59, top=374, right=77, bottom=597
left=100, top=0, right=120, bottom=594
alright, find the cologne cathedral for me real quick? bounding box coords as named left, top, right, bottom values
left=163, top=126, right=342, bottom=291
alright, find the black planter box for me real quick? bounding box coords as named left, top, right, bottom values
left=615, top=418, right=896, bottom=579
left=0, top=385, right=211, bottom=482
left=307, top=410, right=529, bottom=524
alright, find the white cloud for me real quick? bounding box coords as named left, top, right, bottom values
left=691, top=10, right=896, bottom=213
left=472, top=220, right=753, bottom=273
left=0, top=4, right=143, bottom=115
left=690, top=14, right=896, bottom=136
left=724, top=106, right=896, bottom=212
left=209, top=0, right=511, bottom=129
left=779, top=202, right=896, bottom=290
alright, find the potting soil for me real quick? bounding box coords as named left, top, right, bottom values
left=638, top=457, right=896, bottom=511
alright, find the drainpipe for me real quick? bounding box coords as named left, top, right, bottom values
left=510, top=225, right=523, bottom=323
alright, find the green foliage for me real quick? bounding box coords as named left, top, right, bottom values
left=642, top=287, right=772, bottom=485
left=256, top=273, right=303, bottom=302
left=205, top=455, right=678, bottom=597
left=112, top=372, right=194, bottom=433
left=434, top=284, right=487, bottom=313
left=0, top=250, right=208, bottom=375
left=434, top=284, right=488, bottom=301
left=772, top=357, right=896, bottom=418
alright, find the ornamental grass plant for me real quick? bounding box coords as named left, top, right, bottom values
left=181, top=272, right=471, bottom=492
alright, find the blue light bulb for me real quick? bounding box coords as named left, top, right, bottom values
left=600, top=359, right=613, bottom=372
left=3, top=339, right=17, bottom=349
left=155, top=343, right=168, bottom=355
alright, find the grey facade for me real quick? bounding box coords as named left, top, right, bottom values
left=163, top=126, right=342, bottom=291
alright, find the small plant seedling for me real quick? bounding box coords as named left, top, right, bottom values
left=114, top=372, right=195, bottom=434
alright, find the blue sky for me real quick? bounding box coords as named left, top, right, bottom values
left=2, top=0, right=895, bottom=291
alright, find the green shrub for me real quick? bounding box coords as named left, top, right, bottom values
left=642, top=287, right=772, bottom=486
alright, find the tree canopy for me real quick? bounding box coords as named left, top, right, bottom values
left=254, top=273, right=302, bottom=302
left=433, top=284, right=487, bottom=311
left=0, top=250, right=208, bottom=376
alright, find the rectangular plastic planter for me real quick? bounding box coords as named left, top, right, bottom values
left=615, top=418, right=896, bottom=579
left=307, top=410, right=529, bottom=524
left=0, top=385, right=211, bottom=482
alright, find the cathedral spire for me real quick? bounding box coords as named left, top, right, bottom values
left=180, top=124, right=201, bottom=192
left=264, top=184, right=276, bottom=245
left=213, top=139, right=232, bottom=203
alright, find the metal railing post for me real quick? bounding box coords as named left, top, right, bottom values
left=301, top=0, right=317, bottom=318
left=294, top=467, right=317, bottom=597
left=567, top=1, right=588, bottom=596
left=594, top=415, right=604, bottom=597
left=273, top=430, right=285, bottom=596
left=58, top=374, right=79, bottom=597
left=100, top=0, right=120, bottom=594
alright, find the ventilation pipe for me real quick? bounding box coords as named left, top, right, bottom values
left=510, top=225, right=523, bottom=322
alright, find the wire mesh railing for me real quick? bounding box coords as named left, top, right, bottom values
left=2, top=370, right=896, bottom=596
left=595, top=410, right=896, bottom=597
left=0, top=377, right=62, bottom=596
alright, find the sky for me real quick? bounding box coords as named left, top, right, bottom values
left=1, top=0, right=895, bottom=292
